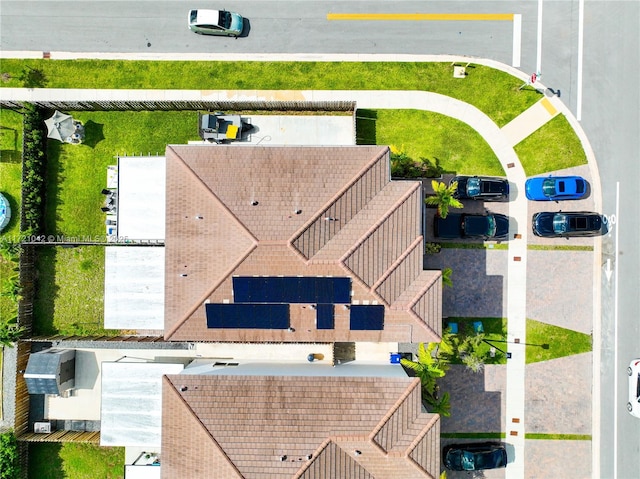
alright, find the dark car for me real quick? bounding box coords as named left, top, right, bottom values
left=443, top=443, right=508, bottom=471
left=532, top=211, right=606, bottom=238
left=525, top=175, right=587, bottom=201
left=451, top=176, right=509, bottom=201
left=434, top=212, right=509, bottom=240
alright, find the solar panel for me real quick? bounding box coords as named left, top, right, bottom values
left=316, top=304, right=335, bottom=330
left=206, top=303, right=290, bottom=329
left=349, top=305, right=385, bottom=330
left=233, top=276, right=351, bottom=304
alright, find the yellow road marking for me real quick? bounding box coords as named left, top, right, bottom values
left=540, top=98, right=557, bottom=116
left=327, top=13, right=514, bottom=21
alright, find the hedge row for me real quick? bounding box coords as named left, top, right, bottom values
left=21, top=104, right=47, bottom=236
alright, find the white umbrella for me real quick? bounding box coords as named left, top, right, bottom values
left=45, top=110, right=76, bottom=142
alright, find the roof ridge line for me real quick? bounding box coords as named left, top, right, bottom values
left=338, top=262, right=386, bottom=305
left=406, top=270, right=441, bottom=310
left=167, top=145, right=259, bottom=243
left=162, top=376, right=243, bottom=478
left=405, top=308, right=441, bottom=342
left=292, top=438, right=333, bottom=479
left=290, top=146, right=389, bottom=259
left=406, top=415, right=441, bottom=479
left=371, top=235, right=424, bottom=294
left=369, top=377, right=422, bottom=453
left=164, top=243, right=258, bottom=339
left=339, top=181, right=420, bottom=266
left=406, top=413, right=440, bottom=456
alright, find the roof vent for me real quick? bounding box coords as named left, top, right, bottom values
left=251, top=200, right=259, bottom=206
left=294, top=209, right=302, bottom=214
left=306, top=454, right=313, bottom=460
left=354, top=450, right=362, bottom=456
left=279, top=455, right=287, bottom=461
left=180, top=386, right=188, bottom=392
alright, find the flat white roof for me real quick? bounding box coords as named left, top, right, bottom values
left=104, top=246, right=165, bottom=330
left=117, top=156, right=166, bottom=241
left=181, top=360, right=407, bottom=377
left=101, top=362, right=184, bottom=447
left=124, top=465, right=161, bottom=479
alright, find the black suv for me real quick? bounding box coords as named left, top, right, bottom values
left=451, top=176, right=510, bottom=201
left=532, top=211, right=606, bottom=238
left=434, top=213, right=509, bottom=240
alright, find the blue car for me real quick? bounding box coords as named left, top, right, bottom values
left=525, top=175, right=587, bottom=201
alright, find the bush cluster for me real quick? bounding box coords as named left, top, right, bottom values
left=21, top=104, right=48, bottom=235
left=0, top=432, right=21, bottom=479
left=391, top=151, right=444, bottom=179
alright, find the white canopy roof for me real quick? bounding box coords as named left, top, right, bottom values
left=101, top=362, right=184, bottom=447
left=117, top=156, right=166, bottom=241
left=104, top=246, right=165, bottom=330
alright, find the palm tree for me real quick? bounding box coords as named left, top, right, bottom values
left=400, top=342, right=448, bottom=398
left=442, top=267, right=453, bottom=288
left=425, top=180, right=463, bottom=218
left=425, top=391, right=451, bottom=417
left=441, top=329, right=488, bottom=374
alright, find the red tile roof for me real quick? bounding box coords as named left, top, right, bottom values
left=164, top=145, right=441, bottom=343
left=161, top=375, right=440, bottom=479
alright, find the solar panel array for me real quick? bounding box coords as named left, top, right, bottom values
left=205, top=276, right=384, bottom=331
left=233, top=276, right=351, bottom=304
left=206, top=303, right=290, bottom=329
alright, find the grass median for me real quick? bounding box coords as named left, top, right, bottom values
left=2, top=60, right=541, bottom=127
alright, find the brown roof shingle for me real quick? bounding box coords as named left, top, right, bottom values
left=161, top=375, right=439, bottom=479
left=164, top=145, right=441, bottom=343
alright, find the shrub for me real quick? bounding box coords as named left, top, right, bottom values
left=0, top=431, right=21, bottom=479
left=424, top=242, right=441, bottom=255
left=391, top=151, right=443, bottom=178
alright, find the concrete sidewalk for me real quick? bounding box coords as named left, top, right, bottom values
left=0, top=62, right=601, bottom=478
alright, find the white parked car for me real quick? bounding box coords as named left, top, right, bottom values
left=628, top=359, right=640, bottom=418
left=188, top=9, right=244, bottom=37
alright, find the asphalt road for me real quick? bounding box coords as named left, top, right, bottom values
left=1, top=1, right=639, bottom=477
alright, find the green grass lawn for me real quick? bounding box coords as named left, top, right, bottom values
left=44, top=110, right=198, bottom=236
left=33, top=245, right=110, bottom=336
left=0, top=108, right=23, bottom=240
left=31, top=110, right=198, bottom=335
left=515, top=114, right=587, bottom=177
left=525, top=318, right=592, bottom=364
left=0, top=109, right=23, bottom=326
left=361, top=109, right=504, bottom=176
left=1, top=60, right=541, bottom=126
left=28, top=443, right=124, bottom=479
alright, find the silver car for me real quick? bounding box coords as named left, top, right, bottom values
left=188, top=9, right=244, bottom=37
